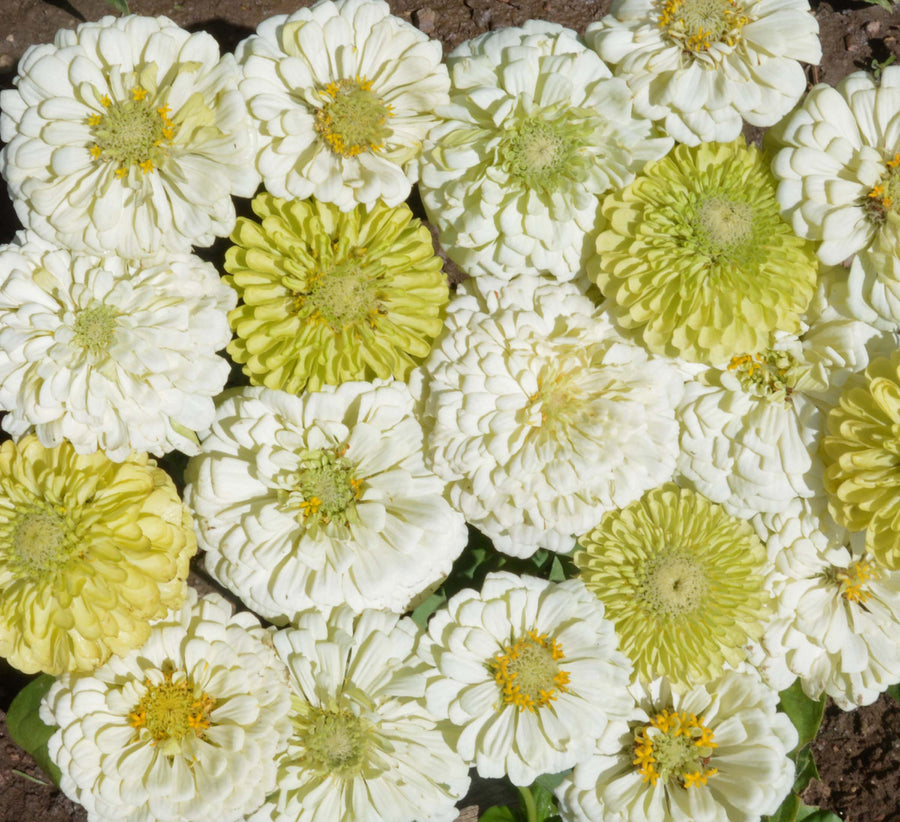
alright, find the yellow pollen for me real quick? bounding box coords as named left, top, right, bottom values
left=633, top=709, right=718, bottom=788
left=870, top=185, right=885, bottom=199
left=139, top=159, right=154, bottom=174
left=115, top=167, right=128, bottom=179
left=87, top=114, right=102, bottom=127
left=837, top=560, right=879, bottom=604
left=100, top=94, right=111, bottom=107
left=657, top=0, right=749, bottom=54
left=728, top=353, right=761, bottom=376
left=888, top=153, right=900, bottom=169
left=90, top=144, right=102, bottom=159
left=490, top=629, right=570, bottom=713
left=131, top=86, right=148, bottom=101
left=299, top=496, right=322, bottom=518
left=127, top=671, right=216, bottom=746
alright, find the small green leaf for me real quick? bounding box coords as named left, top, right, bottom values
left=530, top=783, right=561, bottom=822
left=764, top=791, right=800, bottom=822
left=777, top=681, right=825, bottom=750
left=533, top=769, right=570, bottom=793
left=865, top=0, right=895, bottom=10
left=410, top=591, right=446, bottom=628
left=796, top=805, right=843, bottom=822
left=6, top=675, right=61, bottom=785
left=478, top=805, right=520, bottom=822
left=887, top=683, right=900, bottom=706
left=104, top=0, right=131, bottom=11
left=548, top=556, right=566, bottom=582
left=792, top=744, right=819, bottom=794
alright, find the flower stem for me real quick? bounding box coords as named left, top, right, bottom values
left=517, top=785, right=538, bottom=822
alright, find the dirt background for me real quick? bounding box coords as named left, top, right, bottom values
left=3, top=0, right=900, bottom=820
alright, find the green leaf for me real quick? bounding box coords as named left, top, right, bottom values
left=410, top=591, right=446, bottom=628
left=6, top=675, right=61, bottom=785
left=777, top=681, right=825, bottom=750
left=795, top=806, right=843, bottom=822
left=887, top=683, right=900, bottom=706
left=530, top=783, right=561, bottom=822
left=793, top=744, right=819, bottom=794
left=865, top=0, right=895, bottom=10
left=104, top=0, right=131, bottom=11
left=764, top=791, right=800, bottom=822
left=478, top=806, right=520, bottom=822
left=548, top=555, right=567, bottom=582
left=533, top=769, right=570, bottom=793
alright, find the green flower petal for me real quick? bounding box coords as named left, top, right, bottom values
left=225, top=194, right=448, bottom=393
left=591, top=139, right=818, bottom=364
left=823, top=351, right=900, bottom=568
left=574, top=483, right=770, bottom=686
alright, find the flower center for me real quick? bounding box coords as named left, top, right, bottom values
left=639, top=552, right=706, bottom=618
left=490, top=629, right=571, bottom=712
left=833, top=560, right=880, bottom=604
left=727, top=350, right=798, bottom=401
left=633, top=709, right=718, bottom=788
left=9, top=506, right=80, bottom=578
left=73, top=304, right=118, bottom=355
left=864, top=153, right=900, bottom=224
left=295, top=702, right=372, bottom=777
left=296, top=256, right=381, bottom=331
left=314, top=76, right=393, bottom=158
left=696, top=196, right=755, bottom=254
left=279, top=445, right=363, bottom=527
left=87, top=87, right=175, bottom=177
left=128, top=670, right=216, bottom=751
left=656, top=0, right=749, bottom=54
left=499, top=114, right=587, bottom=195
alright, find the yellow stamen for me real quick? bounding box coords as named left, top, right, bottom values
left=131, top=86, right=148, bottom=101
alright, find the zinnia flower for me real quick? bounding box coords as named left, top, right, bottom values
left=225, top=194, right=448, bottom=393
left=823, top=350, right=900, bottom=569
left=420, top=276, right=683, bottom=557
left=418, top=21, right=672, bottom=281
left=421, top=572, right=634, bottom=787
left=574, top=484, right=770, bottom=686
left=592, top=139, right=818, bottom=365
left=0, top=435, right=195, bottom=675
left=0, top=14, right=258, bottom=258
left=184, top=382, right=468, bottom=621
left=248, top=606, right=470, bottom=822
left=40, top=591, right=291, bottom=822
left=236, top=0, right=449, bottom=210
left=586, top=0, right=821, bottom=145
left=756, top=499, right=900, bottom=710
left=677, top=301, right=880, bottom=518
left=556, top=672, right=798, bottom=822
left=0, top=232, right=235, bottom=461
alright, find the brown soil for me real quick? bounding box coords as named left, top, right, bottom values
left=3, top=0, right=900, bottom=820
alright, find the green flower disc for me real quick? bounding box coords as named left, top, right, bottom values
left=574, top=483, right=770, bottom=686
left=823, top=351, right=900, bottom=569
left=224, top=194, right=449, bottom=393
left=591, top=139, right=818, bottom=364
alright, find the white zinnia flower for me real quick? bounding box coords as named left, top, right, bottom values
left=677, top=299, right=880, bottom=518
left=419, top=21, right=672, bottom=281
left=0, top=14, right=258, bottom=258
left=556, top=671, right=798, bottom=822
left=587, top=0, right=820, bottom=145
left=0, top=232, right=235, bottom=461
left=40, top=591, right=292, bottom=822
left=184, top=382, right=467, bottom=621
left=249, top=607, right=470, bottom=822
left=421, top=276, right=683, bottom=557
left=236, top=0, right=449, bottom=210
left=771, top=68, right=900, bottom=319
left=755, top=499, right=900, bottom=710
left=421, top=572, right=634, bottom=787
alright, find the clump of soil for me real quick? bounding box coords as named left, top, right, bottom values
left=4, top=1, right=900, bottom=821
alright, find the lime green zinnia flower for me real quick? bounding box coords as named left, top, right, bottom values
left=225, top=194, right=449, bottom=393
left=592, top=139, right=818, bottom=364
left=574, top=484, right=770, bottom=686
left=0, top=436, right=196, bottom=675
left=823, top=351, right=900, bottom=569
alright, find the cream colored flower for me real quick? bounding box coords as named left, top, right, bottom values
left=249, top=607, right=470, bottom=822
left=236, top=0, right=449, bottom=210
left=185, top=382, right=467, bottom=621
left=557, top=672, right=798, bottom=822
left=40, top=591, right=291, bottom=822
left=771, top=68, right=900, bottom=274
left=0, top=435, right=195, bottom=676
left=225, top=194, right=448, bottom=393
left=421, top=276, right=683, bottom=557
left=419, top=21, right=671, bottom=281
left=0, top=232, right=235, bottom=461
left=587, top=0, right=820, bottom=145
left=0, top=14, right=258, bottom=258
left=756, top=499, right=900, bottom=710
left=575, top=484, right=770, bottom=687
left=421, top=572, right=633, bottom=786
